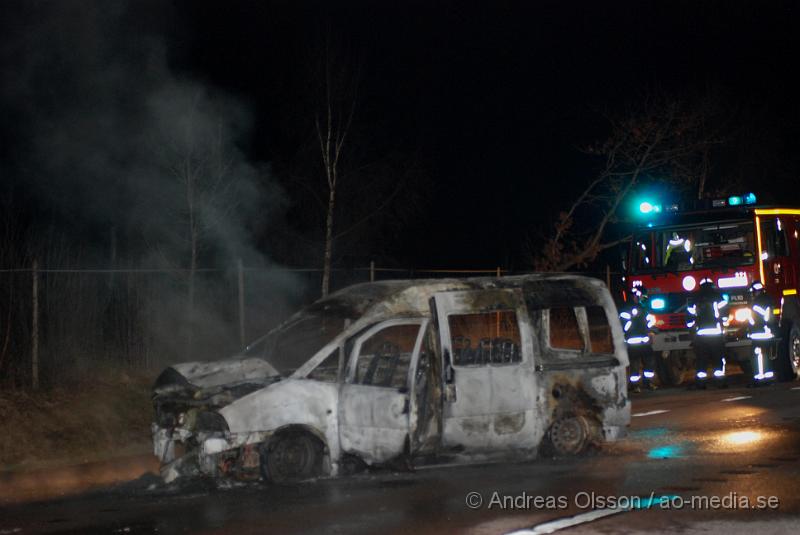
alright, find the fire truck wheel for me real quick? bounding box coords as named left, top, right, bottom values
left=656, top=350, right=691, bottom=386
left=778, top=323, right=800, bottom=381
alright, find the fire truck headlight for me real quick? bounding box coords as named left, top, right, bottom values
left=650, top=297, right=666, bottom=310
left=682, top=275, right=697, bottom=291
left=734, top=308, right=753, bottom=323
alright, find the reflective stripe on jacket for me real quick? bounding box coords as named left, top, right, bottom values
left=620, top=303, right=654, bottom=344
left=687, top=287, right=727, bottom=337
left=748, top=294, right=776, bottom=340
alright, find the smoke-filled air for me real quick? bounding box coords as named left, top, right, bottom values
left=0, top=1, right=302, bottom=385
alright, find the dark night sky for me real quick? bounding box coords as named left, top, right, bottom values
left=2, top=0, right=800, bottom=269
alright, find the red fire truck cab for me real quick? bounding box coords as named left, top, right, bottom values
left=623, top=193, right=800, bottom=384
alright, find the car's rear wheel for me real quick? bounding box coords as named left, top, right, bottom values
left=545, top=414, right=591, bottom=456
left=260, top=430, right=320, bottom=483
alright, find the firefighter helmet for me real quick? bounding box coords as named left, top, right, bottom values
left=632, top=285, right=648, bottom=301
left=750, top=281, right=765, bottom=295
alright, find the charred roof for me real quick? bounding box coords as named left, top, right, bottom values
left=315, top=274, right=609, bottom=318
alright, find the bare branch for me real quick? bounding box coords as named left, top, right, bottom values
left=531, top=93, right=721, bottom=271
left=332, top=170, right=407, bottom=240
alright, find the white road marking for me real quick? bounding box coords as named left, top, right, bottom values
left=505, top=507, right=628, bottom=535
left=505, top=495, right=674, bottom=535
left=721, top=396, right=752, bottom=402
left=791, top=386, right=800, bottom=391
left=632, top=410, right=670, bottom=417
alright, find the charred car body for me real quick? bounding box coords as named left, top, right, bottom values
left=152, top=275, right=630, bottom=483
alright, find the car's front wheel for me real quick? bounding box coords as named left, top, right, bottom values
left=260, top=430, right=321, bottom=483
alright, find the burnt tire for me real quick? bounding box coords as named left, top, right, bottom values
left=777, top=323, right=800, bottom=382
left=543, top=415, right=591, bottom=457
left=260, top=430, right=321, bottom=483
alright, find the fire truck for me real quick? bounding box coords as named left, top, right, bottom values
left=622, top=193, right=800, bottom=384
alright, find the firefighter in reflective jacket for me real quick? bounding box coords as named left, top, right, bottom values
left=619, top=286, right=657, bottom=392
left=687, top=278, right=728, bottom=388
left=665, top=232, right=693, bottom=268
left=747, top=281, right=776, bottom=385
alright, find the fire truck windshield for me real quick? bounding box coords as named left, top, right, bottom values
left=631, top=220, right=756, bottom=273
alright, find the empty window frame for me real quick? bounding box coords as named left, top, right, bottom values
left=307, top=348, right=342, bottom=383
left=353, top=323, right=421, bottom=388
left=448, top=310, right=522, bottom=366
left=548, top=306, right=585, bottom=351
left=585, top=306, right=613, bottom=354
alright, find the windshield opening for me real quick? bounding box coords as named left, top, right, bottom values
left=244, top=305, right=356, bottom=375
left=631, top=220, right=756, bottom=274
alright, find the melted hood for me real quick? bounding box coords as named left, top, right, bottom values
left=159, top=357, right=280, bottom=390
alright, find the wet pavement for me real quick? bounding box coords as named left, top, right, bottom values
left=0, top=456, right=159, bottom=505
left=1, top=382, right=799, bottom=534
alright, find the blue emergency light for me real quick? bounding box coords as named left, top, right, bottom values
left=650, top=297, right=666, bottom=310
left=723, top=192, right=757, bottom=208
left=634, top=192, right=755, bottom=221
left=638, top=201, right=662, bottom=214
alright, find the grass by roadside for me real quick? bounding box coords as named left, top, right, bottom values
left=0, top=372, right=156, bottom=472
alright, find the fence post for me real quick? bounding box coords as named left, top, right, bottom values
left=496, top=266, right=501, bottom=278
left=237, top=258, right=245, bottom=348
left=31, top=258, right=39, bottom=390
left=109, top=225, right=117, bottom=288
left=370, top=260, right=375, bottom=282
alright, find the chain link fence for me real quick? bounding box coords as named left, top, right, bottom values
left=0, top=263, right=616, bottom=389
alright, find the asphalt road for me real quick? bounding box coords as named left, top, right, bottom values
left=2, top=381, right=800, bottom=535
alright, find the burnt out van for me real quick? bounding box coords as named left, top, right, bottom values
left=152, top=275, right=630, bottom=483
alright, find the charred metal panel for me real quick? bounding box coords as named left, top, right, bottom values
left=441, top=369, right=493, bottom=450
left=219, top=379, right=341, bottom=469
left=170, top=358, right=279, bottom=389
left=220, top=379, right=336, bottom=433
left=522, top=280, right=600, bottom=310
left=493, top=412, right=526, bottom=434
left=338, top=384, right=409, bottom=464
left=434, top=288, right=541, bottom=452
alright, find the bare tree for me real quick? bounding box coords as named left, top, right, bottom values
left=530, top=96, right=722, bottom=272
left=271, top=34, right=429, bottom=292
left=151, top=88, right=249, bottom=356
left=315, top=36, right=359, bottom=297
